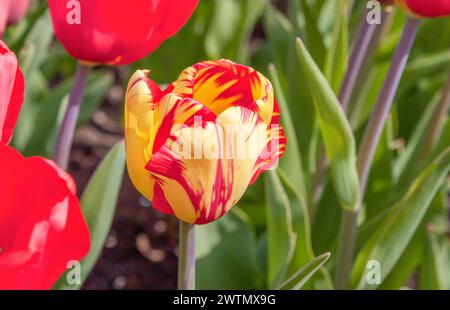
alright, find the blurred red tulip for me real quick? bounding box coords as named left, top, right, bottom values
left=47, top=0, right=199, bottom=65
left=0, top=143, right=90, bottom=290
left=396, top=0, right=450, bottom=18
left=0, top=40, right=24, bottom=144
left=0, top=0, right=29, bottom=36
left=0, top=39, right=89, bottom=289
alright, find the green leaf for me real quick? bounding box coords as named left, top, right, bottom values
left=393, top=92, right=441, bottom=181
left=299, top=0, right=326, bottom=68
left=53, top=141, right=126, bottom=290
left=277, top=252, right=331, bottom=290
left=400, top=50, right=450, bottom=97
left=276, top=169, right=334, bottom=290
left=12, top=11, right=54, bottom=151
left=265, top=170, right=297, bottom=289
left=419, top=231, right=450, bottom=290
left=205, top=0, right=241, bottom=59
left=264, top=5, right=318, bottom=173
left=205, top=0, right=264, bottom=62
left=196, top=210, right=264, bottom=289
left=263, top=4, right=294, bottom=72
left=351, top=147, right=450, bottom=289
left=324, top=0, right=349, bottom=91
left=268, top=64, right=306, bottom=198
left=295, top=38, right=359, bottom=210
left=311, top=182, right=342, bottom=254
left=379, top=229, right=425, bottom=289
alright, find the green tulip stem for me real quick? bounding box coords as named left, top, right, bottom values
left=178, top=221, right=195, bottom=290
left=335, top=17, right=420, bottom=290
left=54, top=62, right=91, bottom=170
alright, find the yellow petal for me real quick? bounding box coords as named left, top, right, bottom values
left=124, top=70, right=156, bottom=201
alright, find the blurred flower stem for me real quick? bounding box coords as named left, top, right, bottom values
left=178, top=221, right=195, bottom=290
left=357, top=17, right=420, bottom=206
left=54, top=63, right=91, bottom=170
left=335, top=17, right=420, bottom=289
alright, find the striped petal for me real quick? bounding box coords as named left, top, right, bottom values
left=149, top=93, right=216, bottom=156
left=146, top=106, right=269, bottom=224
left=172, top=59, right=275, bottom=125
left=125, top=70, right=215, bottom=204
left=250, top=99, right=286, bottom=184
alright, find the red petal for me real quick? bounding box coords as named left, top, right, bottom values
left=0, top=40, right=24, bottom=144
left=0, top=143, right=90, bottom=290
left=47, top=0, right=199, bottom=65
left=400, top=0, right=450, bottom=18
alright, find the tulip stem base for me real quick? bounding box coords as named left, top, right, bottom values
left=178, top=221, right=195, bottom=290
left=335, top=209, right=358, bottom=290
left=54, top=63, right=91, bottom=170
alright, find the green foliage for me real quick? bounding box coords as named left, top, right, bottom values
left=54, top=141, right=126, bottom=290
left=277, top=252, right=331, bottom=290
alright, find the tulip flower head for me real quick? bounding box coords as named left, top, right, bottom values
left=0, top=40, right=23, bottom=144
left=396, top=0, right=450, bottom=18
left=0, top=40, right=90, bottom=289
left=125, top=60, right=286, bottom=224
left=0, top=0, right=29, bottom=37
left=47, top=0, right=199, bottom=65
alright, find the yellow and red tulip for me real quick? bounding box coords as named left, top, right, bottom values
left=396, top=0, right=450, bottom=18
left=125, top=59, right=286, bottom=224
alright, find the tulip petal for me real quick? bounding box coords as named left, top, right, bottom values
left=124, top=70, right=159, bottom=201
left=150, top=93, right=216, bottom=155
left=7, top=0, right=29, bottom=24
left=172, top=59, right=275, bottom=125
left=0, top=41, right=24, bottom=144
left=397, top=0, right=450, bottom=18
left=48, top=0, right=199, bottom=65
left=0, top=143, right=90, bottom=290
left=250, top=100, right=287, bottom=184
left=146, top=106, right=269, bottom=224
left=0, top=1, right=10, bottom=37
